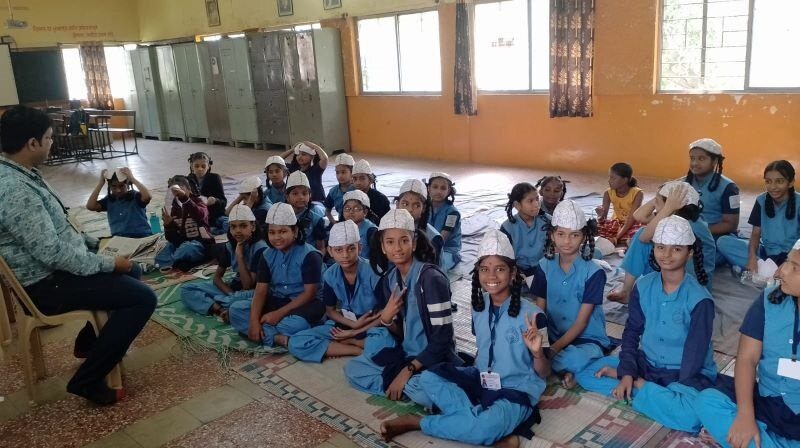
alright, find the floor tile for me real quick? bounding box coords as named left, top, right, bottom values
left=178, top=384, right=252, bottom=424
left=326, top=433, right=360, bottom=448
left=124, top=406, right=201, bottom=448
left=227, top=376, right=269, bottom=400
left=81, top=431, right=142, bottom=448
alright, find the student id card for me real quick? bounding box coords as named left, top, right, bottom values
left=480, top=371, right=501, bottom=390
left=341, top=309, right=357, bottom=322
left=777, top=358, right=800, bottom=381
left=525, top=275, right=534, bottom=289
left=538, top=326, right=550, bottom=348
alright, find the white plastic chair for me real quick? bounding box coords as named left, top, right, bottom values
left=0, top=256, right=122, bottom=401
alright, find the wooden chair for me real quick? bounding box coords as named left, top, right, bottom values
left=0, top=256, right=122, bottom=401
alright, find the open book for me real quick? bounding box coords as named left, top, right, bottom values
left=98, top=234, right=162, bottom=261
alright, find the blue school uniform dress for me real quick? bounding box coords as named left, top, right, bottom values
left=621, top=220, right=716, bottom=289
left=288, top=258, right=380, bottom=362
left=357, top=219, right=377, bottom=259
left=417, top=297, right=546, bottom=445
left=717, top=192, right=800, bottom=269
left=344, top=260, right=460, bottom=408
left=98, top=191, right=152, bottom=238
left=296, top=206, right=327, bottom=246
left=429, top=202, right=462, bottom=271
left=500, top=214, right=550, bottom=276
left=578, top=272, right=716, bottom=432
left=266, top=183, right=286, bottom=205
left=180, top=240, right=268, bottom=315
left=696, top=287, right=800, bottom=446
left=324, top=184, right=355, bottom=219
left=688, top=173, right=740, bottom=230
left=531, top=255, right=609, bottom=376
left=425, top=223, right=445, bottom=269
left=228, top=242, right=325, bottom=346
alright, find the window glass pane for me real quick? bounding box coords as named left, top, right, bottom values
left=530, top=0, right=549, bottom=90
left=475, top=0, right=530, bottom=90
left=749, top=0, right=800, bottom=88
left=61, top=48, right=87, bottom=100
left=104, top=46, right=135, bottom=99
left=398, top=11, right=441, bottom=92
left=358, top=17, right=400, bottom=92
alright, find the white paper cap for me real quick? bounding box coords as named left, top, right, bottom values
left=329, top=220, right=360, bottom=246
left=653, top=215, right=696, bottom=246
left=659, top=181, right=700, bottom=206
left=264, top=155, right=287, bottom=169
left=229, top=204, right=256, bottom=222
left=399, top=179, right=427, bottom=200
left=551, top=200, right=587, bottom=230
left=477, top=229, right=515, bottom=260
left=689, top=138, right=722, bottom=156
left=352, top=159, right=373, bottom=175
left=793, top=238, right=800, bottom=251
left=334, top=153, right=355, bottom=167
left=104, top=168, right=128, bottom=182
left=286, top=171, right=310, bottom=190
left=429, top=172, right=453, bottom=184
left=595, top=237, right=616, bottom=257
left=265, top=203, right=297, bottom=226
left=293, top=142, right=316, bottom=156
left=239, top=176, right=262, bottom=193
left=343, top=189, right=370, bottom=208
left=378, top=209, right=416, bottom=232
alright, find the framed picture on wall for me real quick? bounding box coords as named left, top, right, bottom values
left=324, top=0, right=342, bottom=10
left=278, top=0, right=294, bottom=16
left=205, top=0, right=221, bottom=27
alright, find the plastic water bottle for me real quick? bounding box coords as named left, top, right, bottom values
left=149, top=213, right=162, bottom=234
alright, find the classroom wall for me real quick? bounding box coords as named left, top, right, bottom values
left=2, top=0, right=139, bottom=48
left=343, top=0, right=800, bottom=188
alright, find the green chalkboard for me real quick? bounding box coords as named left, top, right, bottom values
left=11, top=50, right=69, bottom=104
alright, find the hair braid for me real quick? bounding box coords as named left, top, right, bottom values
left=508, top=269, right=523, bottom=318
left=471, top=268, right=485, bottom=312
left=691, top=239, right=709, bottom=285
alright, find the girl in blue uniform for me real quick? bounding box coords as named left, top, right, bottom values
left=86, top=167, right=152, bottom=238
left=342, top=190, right=377, bottom=259
left=609, top=181, right=716, bottom=303
left=285, top=171, right=327, bottom=252
left=180, top=204, right=268, bottom=320
left=531, top=200, right=608, bottom=389
left=352, top=159, right=391, bottom=219
left=581, top=215, right=716, bottom=433
left=396, top=179, right=444, bottom=267
left=289, top=220, right=382, bottom=362
left=536, top=176, right=569, bottom=218
left=427, top=172, right=462, bottom=271
left=224, top=176, right=272, bottom=228
left=379, top=230, right=550, bottom=446
left=717, top=160, right=799, bottom=273
left=684, top=138, right=740, bottom=237
left=324, top=153, right=356, bottom=224
left=264, top=155, right=289, bottom=204
left=695, top=241, right=800, bottom=448
left=500, top=182, right=550, bottom=285
left=344, top=209, right=460, bottom=407
left=228, top=203, right=325, bottom=348
left=281, top=141, right=329, bottom=204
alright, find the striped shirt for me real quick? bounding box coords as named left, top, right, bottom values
left=0, top=157, right=114, bottom=286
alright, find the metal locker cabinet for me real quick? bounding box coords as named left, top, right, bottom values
left=198, top=41, right=232, bottom=144
left=220, top=38, right=259, bottom=146
left=133, top=47, right=167, bottom=140
left=310, top=29, right=349, bottom=152
left=127, top=49, right=144, bottom=133
left=155, top=46, right=186, bottom=140
left=283, top=32, right=323, bottom=145
left=248, top=32, right=289, bottom=146
left=173, top=43, right=210, bottom=140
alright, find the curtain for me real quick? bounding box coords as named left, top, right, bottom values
left=454, top=0, right=477, bottom=116
left=549, top=0, right=594, bottom=118
left=79, top=42, right=114, bottom=110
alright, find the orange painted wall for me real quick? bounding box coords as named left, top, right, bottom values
left=345, top=1, right=800, bottom=187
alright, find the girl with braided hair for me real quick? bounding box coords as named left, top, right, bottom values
left=717, top=160, right=799, bottom=273
left=500, top=182, right=551, bottom=289
left=536, top=175, right=569, bottom=218
left=581, top=215, right=717, bottom=433
left=396, top=179, right=444, bottom=267
left=380, top=230, right=549, bottom=446
left=531, top=200, right=609, bottom=390
left=684, top=138, right=741, bottom=237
